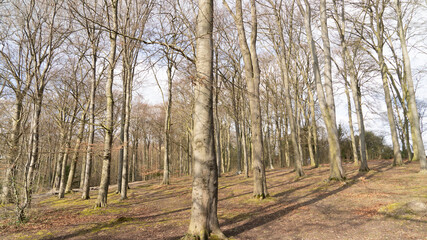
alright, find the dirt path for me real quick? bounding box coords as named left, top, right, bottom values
left=1, top=159, right=426, bottom=239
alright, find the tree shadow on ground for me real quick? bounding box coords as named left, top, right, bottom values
left=223, top=162, right=393, bottom=237
left=49, top=216, right=133, bottom=240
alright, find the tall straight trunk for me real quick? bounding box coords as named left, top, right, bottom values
left=24, top=94, right=43, bottom=207
left=82, top=40, right=98, bottom=199
left=395, top=0, right=426, bottom=171
left=59, top=101, right=79, bottom=198
left=320, top=0, right=336, bottom=126
left=121, top=64, right=133, bottom=199
left=53, top=131, right=67, bottom=191
left=226, top=125, right=231, bottom=173
left=215, top=99, right=222, bottom=176
left=280, top=50, right=304, bottom=176
left=58, top=136, right=71, bottom=198
left=179, top=139, right=183, bottom=176
left=133, top=140, right=138, bottom=181
left=297, top=0, right=344, bottom=180
left=162, top=58, right=173, bottom=185
left=378, top=50, right=402, bottom=165
left=79, top=153, right=86, bottom=189
left=404, top=118, right=412, bottom=161
left=231, top=77, right=242, bottom=173
left=242, top=115, right=249, bottom=178
left=333, top=0, right=368, bottom=171
left=276, top=119, right=283, bottom=167
left=265, top=82, right=274, bottom=170
left=344, top=82, right=359, bottom=165
left=96, top=0, right=118, bottom=207
left=117, top=80, right=125, bottom=194
left=1, top=98, right=23, bottom=204
left=351, top=69, right=368, bottom=171
left=225, top=0, right=267, bottom=197
left=220, top=129, right=226, bottom=173
left=308, top=83, right=319, bottom=167
left=66, top=112, right=86, bottom=193
left=303, top=70, right=318, bottom=167
left=185, top=0, right=224, bottom=238
left=284, top=118, right=290, bottom=168
left=214, top=49, right=223, bottom=176
left=371, top=4, right=402, bottom=166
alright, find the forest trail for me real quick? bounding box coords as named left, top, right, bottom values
left=1, top=159, right=426, bottom=240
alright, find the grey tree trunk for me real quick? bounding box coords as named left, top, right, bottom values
left=344, top=82, right=359, bottom=165
left=117, top=80, right=125, bottom=194
left=162, top=57, right=173, bottom=185
left=231, top=77, right=242, bottom=173
left=1, top=99, right=23, bottom=204
left=332, top=0, right=368, bottom=172
left=371, top=3, right=403, bottom=166
left=24, top=94, right=43, bottom=207
left=297, top=0, right=344, bottom=180
left=185, top=0, right=225, bottom=238
left=272, top=7, right=304, bottom=175
left=224, top=0, right=268, bottom=197
left=394, top=0, right=426, bottom=172
left=95, top=0, right=118, bottom=208
left=53, top=131, right=67, bottom=191
left=65, top=112, right=86, bottom=193
left=82, top=42, right=98, bottom=200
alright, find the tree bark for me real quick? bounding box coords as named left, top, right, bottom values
left=297, top=0, right=344, bottom=180
left=394, top=0, right=426, bottom=172
left=224, top=0, right=268, bottom=197
left=95, top=0, right=118, bottom=208
left=1, top=98, right=23, bottom=204
left=65, top=112, right=86, bottom=193
left=185, top=0, right=225, bottom=238
left=162, top=56, right=173, bottom=185
left=370, top=2, right=403, bottom=166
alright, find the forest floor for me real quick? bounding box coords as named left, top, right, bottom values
left=1, top=159, right=426, bottom=240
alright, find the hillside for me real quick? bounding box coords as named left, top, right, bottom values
left=1, top=160, right=426, bottom=240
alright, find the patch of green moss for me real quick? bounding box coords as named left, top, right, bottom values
left=40, top=196, right=92, bottom=208
left=243, top=196, right=277, bottom=205
left=80, top=206, right=127, bottom=216
left=378, top=202, right=413, bottom=216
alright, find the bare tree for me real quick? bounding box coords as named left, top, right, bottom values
left=223, top=0, right=269, bottom=198
left=95, top=0, right=118, bottom=208
left=296, top=0, right=344, bottom=180
left=184, top=0, right=225, bottom=238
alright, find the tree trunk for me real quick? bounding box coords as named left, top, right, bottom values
left=185, top=0, right=224, bottom=238
left=53, top=131, right=67, bottom=191
left=332, top=0, right=368, bottom=172
left=226, top=0, right=268, bottom=197
left=117, top=78, right=125, bottom=194
left=344, top=82, right=360, bottom=166
left=121, top=62, right=133, bottom=199
left=82, top=40, right=98, bottom=199
left=162, top=57, right=173, bottom=185
left=24, top=94, right=43, bottom=207
left=95, top=0, right=118, bottom=208
left=394, top=0, right=426, bottom=172
left=372, top=5, right=403, bottom=166
left=1, top=99, right=23, bottom=204
left=66, top=112, right=86, bottom=193
left=297, top=0, right=344, bottom=180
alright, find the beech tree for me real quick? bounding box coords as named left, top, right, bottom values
left=95, top=0, right=118, bottom=208
left=296, top=0, right=345, bottom=180
left=184, top=0, right=225, bottom=238
left=223, top=0, right=269, bottom=198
